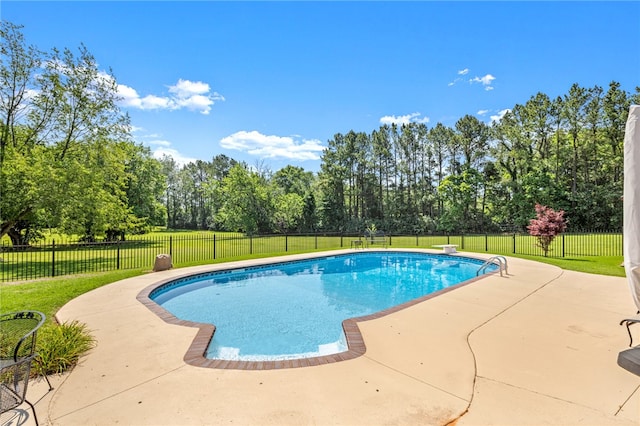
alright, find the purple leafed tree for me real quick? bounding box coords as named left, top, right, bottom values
left=527, top=204, right=568, bottom=257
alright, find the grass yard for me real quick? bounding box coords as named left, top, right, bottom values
left=0, top=232, right=353, bottom=281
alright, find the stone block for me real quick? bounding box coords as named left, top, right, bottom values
left=153, top=254, right=173, bottom=272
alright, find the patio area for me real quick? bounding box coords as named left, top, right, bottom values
left=6, top=250, right=640, bottom=425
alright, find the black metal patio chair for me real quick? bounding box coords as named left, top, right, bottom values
left=0, top=311, right=53, bottom=425
left=617, top=312, right=640, bottom=376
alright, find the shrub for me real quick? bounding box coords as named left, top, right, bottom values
left=35, top=321, right=96, bottom=376
left=527, top=204, right=567, bottom=257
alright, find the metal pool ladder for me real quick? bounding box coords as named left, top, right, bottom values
left=477, top=256, right=508, bottom=277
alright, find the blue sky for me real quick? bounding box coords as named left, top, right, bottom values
left=2, top=1, right=639, bottom=173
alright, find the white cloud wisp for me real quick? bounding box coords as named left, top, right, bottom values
left=449, top=69, right=496, bottom=90
left=151, top=145, right=198, bottom=167
left=470, top=74, right=496, bottom=91
left=220, top=130, right=325, bottom=161
left=379, top=112, right=429, bottom=126
left=117, top=78, right=225, bottom=114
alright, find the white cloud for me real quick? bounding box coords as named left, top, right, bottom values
left=167, top=79, right=225, bottom=115
left=168, top=79, right=210, bottom=97
left=379, top=112, right=429, bottom=126
left=140, top=94, right=173, bottom=110
left=477, top=109, right=489, bottom=116
left=148, top=139, right=171, bottom=147
left=449, top=68, right=470, bottom=86
left=117, top=78, right=224, bottom=115
left=116, top=84, right=141, bottom=107
left=151, top=146, right=198, bottom=167
left=470, top=74, right=496, bottom=85
left=220, top=130, right=325, bottom=161
left=470, top=73, right=496, bottom=90
left=490, top=108, right=510, bottom=123
left=133, top=130, right=197, bottom=167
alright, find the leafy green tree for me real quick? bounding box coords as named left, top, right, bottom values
left=180, top=160, right=216, bottom=229
left=218, top=164, right=272, bottom=235
left=371, top=126, right=393, bottom=220
left=602, top=81, right=629, bottom=183
left=55, top=139, right=134, bottom=241
left=0, top=21, right=131, bottom=243
left=203, top=155, right=240, bottom=231
left=0, top=144, right=54, bottom=243
left=300, top=191, right=318, bottom=231
left=272, top=165, right=314, bottom=197
left=563, top=83, right=588, bottom=202
left=210, top=154, right=237, bottom=181
left=158, top=155, right=181, bottom=229
left=122, top=144, right=166, bottom=233
left=271, top=165, right=317, bottom=232
left=0, top=22, right=42, bottom=165
left=428, top=123, right=455, bottom=219
left=525, top=92, right=554, bottom=161
left=318, top=133, right=348, bottom=231
left=273, top=192, right=305, bottom=233
left=437, top=169, right=483, bottom=232
left=455, top=114, right=489, bottom=169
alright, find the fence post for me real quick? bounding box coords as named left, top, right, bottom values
left=250, top=235, right=253, bottom=255
left=416, top=233, right=419, bottom=246
left=51, top=239, right=56, bottom=277
left=485, top=234, right=488, bottom=251
left=513, top=233, right=516, bottom=254
left=340, top=235, right=343, bottom=248
left=285, top=234, right=288, bottom=252
left=461, top=234, right=464, bottom=250
left=117, top=241, right=121, bottom=269
left=562, top=234, right=565, bottom=257
left=315, top=233, right=318, bottom=250
left=212, top=234, right=216, bottom=259
left=169, top=236, right=173, bottom=257
left=447, top=233, right=450, bottom=244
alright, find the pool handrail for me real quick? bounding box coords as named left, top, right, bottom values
left=477, top=256, right=508, bottom=277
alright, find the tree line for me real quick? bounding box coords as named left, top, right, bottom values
left=2, top=20, right=638, bottom=245
left=318, top=82, right=638, bottom=234
left=157, top=80, right=638, bottom=236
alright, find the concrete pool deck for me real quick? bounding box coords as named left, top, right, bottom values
left=7, top=249, right=640, bottom=425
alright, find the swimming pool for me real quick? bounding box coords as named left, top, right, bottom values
left=141, top=251, right=497, bottom=368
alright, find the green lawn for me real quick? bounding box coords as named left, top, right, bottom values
left=0, top=232, right=351, bottom=281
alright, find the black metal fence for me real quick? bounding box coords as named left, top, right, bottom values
left=0, top=231, right=623, bottom=283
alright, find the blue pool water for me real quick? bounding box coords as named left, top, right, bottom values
left=151, top=252, right=495, bottom=361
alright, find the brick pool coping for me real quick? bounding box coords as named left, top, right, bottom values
left=136, top=250, right=495, bottom=370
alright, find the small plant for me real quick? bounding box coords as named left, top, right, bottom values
left=527, top=203, right=567, bottom=257
left=34, top=321, right=96, bottom=376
